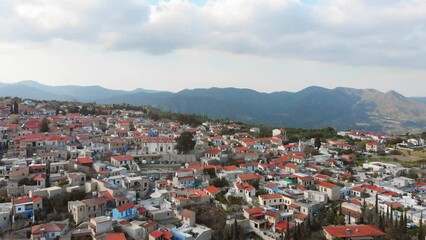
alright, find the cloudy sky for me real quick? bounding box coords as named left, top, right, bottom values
left=0, top=0, right=425, bottom=96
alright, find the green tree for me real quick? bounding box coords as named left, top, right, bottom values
left=18, top=178, right=36, bottom=186
left=13, top=100, right=19, bottom=114
left=212, top=178, right=228, bottom=188
left=357, top=140, right=369, bottom=151
left=129, top=122, right=136, bottom=131
left=40, top=117, right=50, bottom=132
left=314, top=137, right=321, bottom=150
left=175, top=132, right=195, bottom=154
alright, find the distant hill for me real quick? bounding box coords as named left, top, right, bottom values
left=411, top=97, right=426, bottom=104
left=1, top=80, right=426, bottom=133
left=0, top=80, right=162, bottom=102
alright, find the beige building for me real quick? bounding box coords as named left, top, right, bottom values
left=68, top=198, right=108, bottom=225
left=0, top=203, right=12, bottom=233
left=120, top=222, right=144, bottom=240
left=317, top=182, right=341, bottom=201
left=259, top=194, right=285, bottom=210
left=89, top=216, right=112, bottom=240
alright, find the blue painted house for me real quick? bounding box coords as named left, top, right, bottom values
left=264, top=183, right=279, bottom=194
left=112, top=203, right=137, bottom=220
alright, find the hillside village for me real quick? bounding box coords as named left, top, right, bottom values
left=0, top=97, right=426, bottom=240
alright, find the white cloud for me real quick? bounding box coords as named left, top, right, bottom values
left=0, top=0, right=426, bottom=68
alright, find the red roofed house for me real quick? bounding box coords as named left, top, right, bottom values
left=110, top=155, right=137, bottom=171
left=259, top=194, right=284, bottom=210
left=31, top=223, right=67, bottom=240
left=314, top=174, right=330, bottom=182
left=34, top=173, right=46, bottom=188
left=112, top=203, right=137, bottom=220
left=234, top=183, right=256, bottom=202
left=274, top=221, right=295, bottom=234
left=297, top=176, right=315, bottom=189
left=203, top=186, right=220, bottom=198
left=13, top=196, right=43, bottom=223
left=106, top=233, right=127, bottom=240
left=366, top=141, right=385, bottom=152
left=317, top=181, right=341, bottom=201
left=243, top=207, right=263, bottom=219
left=111, top=154, right=134, bottom=166
left=322, top=225, right=385, bottom=240
left=341, top=202, right=363, bottom=224
left=237, top=173, right=265, bottom=184
left=149, top=230, right=173, bottom=240
left=75, top=156, right=94, bottom=167
left=284, top=163, right=299, bottom=174
left=178, top=209, right=196, bottom=227
left=362, top=184, right=385, bottom=195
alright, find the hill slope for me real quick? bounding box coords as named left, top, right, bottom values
left=1, top=81, right=426, bottom=133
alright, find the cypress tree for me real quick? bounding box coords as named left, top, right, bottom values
left=375, top=194, right=379, bottom=214
left=379, top=211, right=384, bottom=230
left=395, top=217, right=399, bottom=230
left=293, top=224, right=298, bottom=240
left=13, top=101, right=18, bottom=114
left=285, top=221, right=290, bottom=240
left=402, top=211, right=407, bottom=234
left=297, top=223, right=301, bottom=237
left=232, top=219, right=238, bottom=240
left=419, top=211, right=423, bottom=240
left=386, top=207, right=390, bottom=220
left=348, top=211, right=351, bottom=224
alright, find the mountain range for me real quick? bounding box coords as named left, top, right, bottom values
left=1, top=80, right=426, bottom=133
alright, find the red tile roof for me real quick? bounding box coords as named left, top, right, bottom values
left=264, top=183, right=278, bottom=189
left=34, top=174, right=46, bottom=181
left=180, top=209, right=195, bottom=218
left=351, top=187, right=365, bottom=192
left=244, top=207, right=263, bottom=215
left=236, top=183, right=255, bottom=191
left=323, top=225, right=385, bottom=238
left=106, top=233, right=127, bottom=240
left=285, top=163, right=298, bottom=169
left=31, top=223, right=66, bottom=234
left=206, top=149, right=222, bottom=155
left=204, top=186, right=220, bottom=195
left=111, top=155, right=134, bottom=162
left=223, top=165, right=239, bottom=171
left=238, top=173, right=263, bottom=181
left=14, top=196, right=42, bottom=205
left=362, top=184, right=385, bottom=193
left=116, top=203, right=135, bottom=212
left=275, top=221, right=295, bottom=232
left=150, top=230, right=173, bottom=239
left=259, top=194, right=282, bottom=200
left=77, top=157, right=94, bottom=165
left=317, top=181, right=338, bottom=189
